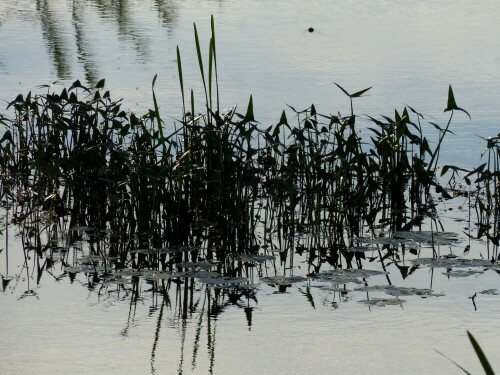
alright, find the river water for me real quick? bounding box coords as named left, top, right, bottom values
left=1, top=1, right=500, bottom=374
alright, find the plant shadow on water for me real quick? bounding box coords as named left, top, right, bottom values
left=0, top=16, right=499, bottom=374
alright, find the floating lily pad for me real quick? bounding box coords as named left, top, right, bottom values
left=77, top=255, right=102, bottom=264
left=358, top=297, right=405, bottom=307
left=384, top=287, right=444, bottom=297
left=113, top=268, right=142, bottom=277
left=108, top=277, right=132, bottom=285
left=313, top=273, right=362, bottom=284
left=411, top=257, right=490, bottom=268
left=442, top=270, right=483, bottom=278
left=64, top=266, right=84, bottom=273
left=175, top=261, right=220, bottom=270
left=479, top=289, right=499, bottom=295
left=215, top=283, right=259, bottom=290
left=65, top=264, right=102, bottom=274
left=354, top=285, right=394, bottom=292
left=260, top=276, right=307, bottom=286
left=354, top=237, right=404, bottom=246
left=314, top=268, right=388, bottom=284
left=236, top=254, right=275, bottom=263
left=316, top=285, right=351, bottom=293
left=174, top=271, right=219, bottom=279
left=392, top=231, right=460, bottom=245
left=144, top=272, right=176, bottom=281
left=199, top=276, right=248, bottom=285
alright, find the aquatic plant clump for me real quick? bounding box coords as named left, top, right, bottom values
left=0, top=16, right=497, bottom=305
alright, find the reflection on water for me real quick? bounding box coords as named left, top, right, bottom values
left=27, top=0, right=179, bottom=85
left=36, top=0, right=73, bottom=79
left=71, top=1, right=101, bottom=84
left=1, top=1, right=500, bottom=373
left=2, top=204, right=499, bottom=374
left=0, top=81, right=498, bottom=373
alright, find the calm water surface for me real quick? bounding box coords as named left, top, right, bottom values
left=0, top=0, right=499, bottom=165
left=1, top=1, right=500, bottom=374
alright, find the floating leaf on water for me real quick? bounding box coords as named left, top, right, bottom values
left=199, top=276, right=248, bottom=285
left=175, top=260, right=219, bottom=270
left=316, top=275, right=363, bottom=284
left=205, top=283, right=259, bottom=290
left=392, top=231, right=460, bottom=245
left=314, top=269, right=388, bottom=283
left=411, top=257, right=490, bottom=268
left=442, top=270, right=483, bottom=278
left=145, top=272, right=175, bottom=281
left=64, top=266, right=84, bottom=273
left=354, top=285, right=394, bottom=292
left=485, top=263, right=500, bottom=270
left=384, top=287, right=444, bottom=297
left=236, top=254, right=275, bottom=263
left=108, top=277, right=132, bottom=285
left=316, top=285, right=351, bottom=293
left=358, top=297, right=405, bottom=307
left=479, top=289, right=499, bottom=295
left=113, top=268, right=142, bottom=277
left=77, top=255, right=102, bottom=265
left=260, top=276, right=307, bottom=286
left=66, top=264, right=103, bottom=274
left=354, top=237, right=403, bottom=246
left=340, top=269, right=388, bottom=277
left=174, top=271, right=219, bottom=279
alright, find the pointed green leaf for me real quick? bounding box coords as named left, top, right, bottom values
left=310, top=104, right=316, bottom=116
left=245, top=95, right=255, bottom=122
left=95, top=78, right=105, bottom=89
left=278, top=110, right=288, bottom=126
left=333, top=82, right=351, bottom=97
left=467, top=331, right=495, bottom=375
left=193, top=23, right=207, bottom=101
left=176, top=46, right=185, bottom=113
left=208, top=36, right=214, bottom=109
left=351, top=86, right=372, bottom=98
left=446, top=85, right=457, bottom=110
left=444, top=85, right=471, bottom=119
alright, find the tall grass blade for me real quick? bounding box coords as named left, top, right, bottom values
left=176, top=46, right=185, bottom=115
left=152, top=74, right=167, bottom=154
left=208, top=37, right=214, bottom=111
left=210, top=14, right=220, bottom=112
left=193, top=23, right=208, bottom=106
left=467, top=331, right=496, bottom=375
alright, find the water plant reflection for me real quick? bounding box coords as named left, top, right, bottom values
left=0, top=17, right=499, bottom=374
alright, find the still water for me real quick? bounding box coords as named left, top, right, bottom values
left=0, top=0, right=499, bottom=165
left=1, top=1, right=500, bottom=374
